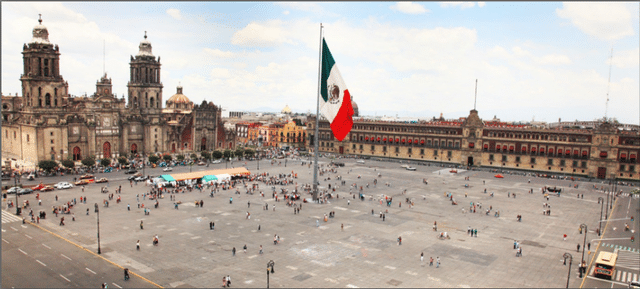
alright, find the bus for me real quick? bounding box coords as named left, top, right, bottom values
left=593, top=250, right=618, bottom=280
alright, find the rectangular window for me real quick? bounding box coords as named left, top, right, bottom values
left=50, top=131, right=54, bottom=136
left=502, top=155, right=507, bottom=162
left=383, top=146, right=387, bottom=152
left=447, top=151, right=452, bottom=157
left=629, top=165, right=635, bottom=172
left=572, top=161, right=578, bottom=167
left=515, top=156, right=521, bottom=163
left=581, top=161, right=587, bottom=168
left=352, top=144, right=356, bottom=150
left=620, top=164, right=625, bottom=171
left=434, top=150, right=438, bottom=156
left=408, top=148, right=412, bottom=154
left=531, top=158, right=536, bottom=164
left=560, top=160, right=565, bottom=166
left=547, top=159, right=553, bottom=165
left=359, top=144, right=363, bottom=150
left=395, top=147, right=399, bottom=153
left=27, top=134, right=30, bottom=142
left=489, top=154, right=494, bottom=161
left=420, top=149, right=424, bottom=155
left=50, top=139, right=54, bottom=144
left=371, top=145, right=375, bottom=151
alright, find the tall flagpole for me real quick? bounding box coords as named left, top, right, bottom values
left=313, top=23, right=323, bottom=202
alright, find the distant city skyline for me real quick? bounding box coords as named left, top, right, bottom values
left=2, top=2, right=638, bottom=124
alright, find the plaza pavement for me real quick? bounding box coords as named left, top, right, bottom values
left=5, top=156, right=633, bottom=288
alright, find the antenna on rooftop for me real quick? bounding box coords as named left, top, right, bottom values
left=605, top=47, right=613, bottom=121
left=474, top=79, right=478, bottom=110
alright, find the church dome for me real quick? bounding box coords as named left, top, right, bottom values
left=136, top=31, right=154, bottom=57
left=281, top=105, right=292, bottom=114
left=167, top=85, right=191, bottom=104
left=351, top=97, right=359, bottom=117
left=30, top=16, right=51, bottom=44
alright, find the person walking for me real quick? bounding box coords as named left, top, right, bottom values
left=140, top=220, right=143, bottom=230
left=232, top=247, right=236, bottom=256
left=436, top=257, right=440, bottom=268
left=429, top=257, right=434, bottom=266
left=420, top=252, right=424, bottom=263
left=243, top=244, right=247, bottom=253
left=259, top=245, right=263, bottom=255
left=136, top=240, right=140, bottom=251
left=577, top=244, right=580, bottom=252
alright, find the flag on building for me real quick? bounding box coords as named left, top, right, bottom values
left=320, top=38, right=354, bottom=142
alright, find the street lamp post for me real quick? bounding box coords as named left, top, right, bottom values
left=142, top=151, right=146, bottom=177
left=14, top=173, right=20, bottom=215
left=579, top=223, right=587, bottom=278
left=563, top=253, right=573, bottom=288
left=96, top=203, right=101, bottom=254
left=597, top=197, right=604, bottom=236
left=605, top=186, right=610, bottom=220
left=266, top=260, right=274, bottom=288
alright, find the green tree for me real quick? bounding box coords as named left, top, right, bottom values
left=223, top=149, right=232, bottom=159
left=100, top=158, right=111, bottom=167
left=38, top=160, right=58, bottom=173
left=234, top=148, right=244, bottom=159
left=244, top=149, right=255, bottom=158
left=148, top=155, right=160, bottom=164
left=81, top=156, right=96, bottom=168
left=117, top=156, right=129, bottom=166
left=190, top=153, right=198, bottom=160
left=201, top=151, right=211, bottom=161
left=176, top=154, right=185, bottom=161
left=61, top=159, right=75, bottom=169
left=212, top=150, right=223, bottom=160
left=163, top=154, right=173, bottom=162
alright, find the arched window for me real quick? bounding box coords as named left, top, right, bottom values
left=45, top=93, right=52, bottom=106
left=149, top=97, right=154, bottom=108
left=201, top=137, right=206, bottom=151
left=172, top=143, right=176, bottom=153
left=131, top=143, right=138, bottom=155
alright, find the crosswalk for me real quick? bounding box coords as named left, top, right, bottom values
left=2, top=210, right=23, bottom=224
left=601, top=242, right=639, bottom=253
left=589, top=249, right=640, bottom=283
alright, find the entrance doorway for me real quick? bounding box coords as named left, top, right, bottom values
left=467, top=156, right=474, bottom=166
left=597, top=167, right=606, bottom=179
left=339, top=146, right=344, bottom=154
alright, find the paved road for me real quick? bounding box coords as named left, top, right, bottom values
left=3, top=156, right=639, bottom=288
left=1, top=210, right=157, bottom=288
left=582, top=190, right=639, bottom=288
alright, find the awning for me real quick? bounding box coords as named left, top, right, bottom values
left=503, top=145, right=507, bottom=150
left=582, top=151, right=588, bottom=156
left=484, top=144, right=489, bottom=149
left=573, top=150, right=579, bottom=155
left=565, top=149, right=570, bottom=155
left=631, top=154, right=637, bottom=159
left=365, top=137, right=369, bottom=141
left=377, top=137, right=381, bottom=141
left=509, top=146, right=514, bottom=151
left=383, top=137, right=387, bottom=142
left=202, top=175, right=218, bottom=182
left=395, top=138, right=399, bottom=142
left=620, top=153, right=627, bottom=159
left=421, top=140, right=425, bottom=144
left=600, top=151, right=608, bottom=158
left=521, top=147, right=527, bottom=152
left=532, top=147, right=537, bottom=152
left=408, top=139, right=412, bottom=144
left=548, top=148, right=554, bottom=154
left=540, top=148, right=545, bottom=153
left=169, top=167, right=251, bottom=181
left=469, top=143, right=474, bottom=148
left=161, top=175, right=176, bottom=182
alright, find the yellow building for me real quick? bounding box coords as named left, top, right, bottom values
left=277, top=121, right=306, bottom=149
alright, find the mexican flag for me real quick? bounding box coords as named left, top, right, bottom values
left=320, top=38, right=354, bottom=142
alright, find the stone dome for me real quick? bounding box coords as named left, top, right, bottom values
left=351, top=97, right=359, bottom=117
left=30, top=16, right=51, bottom=44
left=281, top=105, right=292, bottom=114
left=167, top=85, right=191, bottom=104
left=136, top=31, right=154, bottom=57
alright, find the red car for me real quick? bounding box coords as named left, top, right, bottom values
left=32, top=183, right=45, bottom=191
left=40, top=186, right=55, bottom=192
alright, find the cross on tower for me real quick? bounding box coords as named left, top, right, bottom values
left=38, top=14, right=42, bottom=24
left=144, top=31, right=147, bottom=39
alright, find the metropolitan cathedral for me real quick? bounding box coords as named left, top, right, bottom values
left=2, top=16, right=232, bottom=168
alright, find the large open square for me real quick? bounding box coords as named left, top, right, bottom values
left=5, top=156, right=636, bottom=288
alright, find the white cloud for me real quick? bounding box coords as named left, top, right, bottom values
left=556, top=2, right=635, bottom=41
left=283, top=10, right=290, bottom=15
left=536, top=54, right=572, bottom=65
left=609, top=48, right=640, bottom=69
left=390, top=2, right=429, bottom=15
left=231, top=20, right=296, bottom=47
left=275, top=2, right=322, bottom=12
left=440, top=2, right=484, bottom=9
left=166, top=8, right=182, bottom=20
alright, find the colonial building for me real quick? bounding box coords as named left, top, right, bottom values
left=1, top=16, right=224, bottom=169
left=308, top=109, right=640, bottom=180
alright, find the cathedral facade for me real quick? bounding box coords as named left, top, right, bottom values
left=2, top=17, right=227, bottom=169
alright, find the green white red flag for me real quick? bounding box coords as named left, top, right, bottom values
left=320, top=38, right=354, bottom=142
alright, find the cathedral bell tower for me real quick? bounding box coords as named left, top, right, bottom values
left=20, top=15, right=67, bottom=109
left=127, top=31, right=163, bottom=111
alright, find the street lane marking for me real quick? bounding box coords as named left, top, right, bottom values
left=42, top=244, right=51, bottom=249
left=59, top=274, right=71, bottom=282
left=61, top=254, right=72, bottom=261
left=112, top=283, right=122, bottom=288
left=21, top=225, right=27, bottom=228
left=36, top=259, right=47, bottom=266
left=2, top=239, right=8, bottom=244
left=18, top=249, right=27, bottom=255
left=1, top=229, right=5, bottom=232
left=10, top=226, right=18, bottom=231
left=86, top=267, right=96, bottom=274
left=25, top=234, right=32, bottom=239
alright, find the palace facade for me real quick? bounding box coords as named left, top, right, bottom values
left=2, top=17, right=232, bottom=169
left=308, top=109, right=640, bottom=181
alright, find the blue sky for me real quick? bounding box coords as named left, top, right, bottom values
left=2, top=2, right=638, bottom=124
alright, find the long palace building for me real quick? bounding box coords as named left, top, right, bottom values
left=308, top=109, right=640, bottom=181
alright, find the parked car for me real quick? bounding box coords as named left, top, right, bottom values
left=134, top=176, right=149, bottom=182
left=406, top=167, right=417, bottom=171
left=32, top=183, right=45, bottom=191
left=54, top=182, right=73, bottom=189
left=356, top=160, right=365, bottom=164
left=212, top=159, right=222, bottom=164
left=18, top=188, right=34, bottom=195
left=74, top=180, right=90, bottom=186
left=40, top=186, right=55, bottom=192
left=79, top=174, right=95, bottom=180
left=125, top=169, right=138, bottom=174
left=27, top=174, right=36, bottom=181
left=7, top=187, right=22, bottom=194
left=95, top=178, right=109, bottom=183
left=127, top=173, right=143, bottom=181
left=197, top=161, right=206, bottom=166
left=162, top=167, right=173, bottom=172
